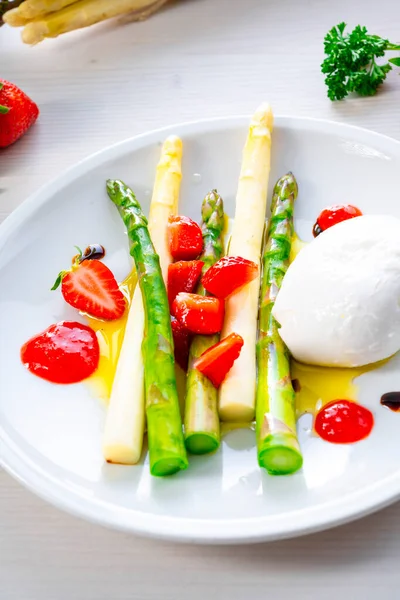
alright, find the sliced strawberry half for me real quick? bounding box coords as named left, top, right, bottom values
left=168, top=260, right=204, bottom=308
left=168, top=215, right=204, bottom=260
left=52, top=249, right=126, bottom=321
left=171, top=316, right=191, bottom=370
left=172, top=292, right=225, bottom=335
left=193, top=333, right=244, bottom=388
left=202, top=256, right=259, bottom=299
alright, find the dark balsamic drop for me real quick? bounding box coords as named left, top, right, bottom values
left=292, top=378, right=301, bottom=393
left=380, top=392, right=400, bottom=412
left=312, top=222, right=323, bottom=237
left=81, top=244, right=106, bottom=261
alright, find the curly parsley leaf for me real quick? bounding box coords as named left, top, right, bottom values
left=321, top=23, right=400, bottom=100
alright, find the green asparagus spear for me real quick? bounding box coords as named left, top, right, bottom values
left=184, top=190, right=224, bottom=455
left=256, top=173, right=303, bottom=475
left=106, top=179, right=188, bottom=477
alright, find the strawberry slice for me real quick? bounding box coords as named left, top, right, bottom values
left=202, top=256, right=258, bottom=299
left=168, top=215, right=203, bottom=260
left=172, top=292, right=225, bottom=335
left=168, top=260, right=204, bottom=308
left=193, top=333, right=244, bottom=388
left=52, top=249, right=126, bottom=321
left=171, top=316, right=190, bottom=370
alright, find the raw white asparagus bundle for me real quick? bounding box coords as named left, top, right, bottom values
left=3, top=0, right=168, bottom=43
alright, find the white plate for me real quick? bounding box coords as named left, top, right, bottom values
left=1, top=116, right=400, bottom=544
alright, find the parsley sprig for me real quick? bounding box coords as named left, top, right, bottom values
left=322, top=22, right=400, bottom=100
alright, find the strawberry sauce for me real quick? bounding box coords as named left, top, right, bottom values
left=313, top=204, right=363, bottom=236
left=21, top=321, right=99, bottom=384
left=314, top=399, right=374, bottom=443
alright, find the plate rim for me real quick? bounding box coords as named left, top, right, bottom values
left=1, top=114, right=400, bottom=543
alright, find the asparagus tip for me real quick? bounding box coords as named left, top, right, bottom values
left=106, top=179, right=125, bottom=201
left=3, top=7, right=29, bottom=27
left=252, top=102, right=274, bottom=131
left=273, top=172, right=298, bottom=200
left=201, top=189, right=224, bottom=228
left=164, top=134, right=182, bottom=149
left=22, top=21, right=47, bottom=45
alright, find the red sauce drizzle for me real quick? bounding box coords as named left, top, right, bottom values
left=21, top=321, right=99, bottom=384
left=314, top=399, right=374, bottom=444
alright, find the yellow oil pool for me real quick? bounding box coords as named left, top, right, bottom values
left=290, top=233, right=308, bottom=263
left=86, top=270, right=137, bottom=402
left=291, top=360, right=376, bottom=417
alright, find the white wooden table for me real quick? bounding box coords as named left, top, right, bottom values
left=1, top=1, right=400, bottom=598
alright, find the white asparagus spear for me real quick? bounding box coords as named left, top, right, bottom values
left=103, top=135, right=182, bottom=464
left=218, top=103, right=274, bottom=422
left=20, top=0, right=164, bottom=44
left=2, top=9, right=30, bottom=26
left=17, top=0, right=77, bottom=19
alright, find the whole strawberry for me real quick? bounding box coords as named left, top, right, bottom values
left=0, top=79, right=39, bottom=148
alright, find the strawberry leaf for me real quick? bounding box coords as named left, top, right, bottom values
left=51, top=270, right=68, bottom=291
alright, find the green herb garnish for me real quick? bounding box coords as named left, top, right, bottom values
left=322, top=22, right=400, bottom=100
